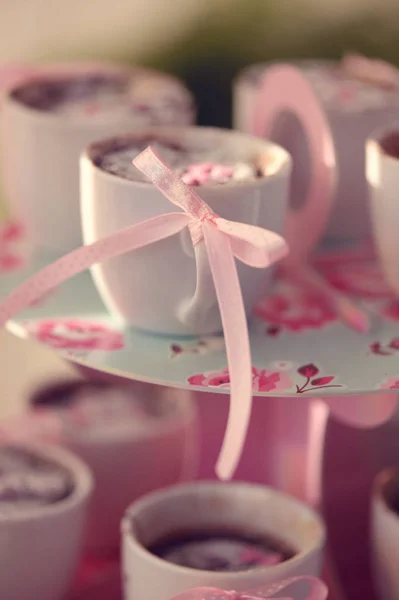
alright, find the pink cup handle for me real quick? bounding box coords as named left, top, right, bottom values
left=252, top=65, right=336, bottom=264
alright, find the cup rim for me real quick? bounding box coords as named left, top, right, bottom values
left=0, top=441, right=93, bottom=523
left=373, top=466, right=399, bottom=517
left=2, top=65, right=192, bottom=126
left=82, top=125, right=292, bottom=191
left=122, top=480, right=326, bottom=579
left=234, top=58, right=335, bottom=87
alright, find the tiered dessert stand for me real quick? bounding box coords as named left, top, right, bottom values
left=0, top=225, right=398, bottom=599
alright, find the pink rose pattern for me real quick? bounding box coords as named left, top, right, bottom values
left=24, top=319, right=124, bottom=352
left=255, top=251, right=399, bottom=335
left=369, top=338, right=399, bottom=357
left=0, top=221, right=25, bottom=272
left=380, top=378, right=399, bottom=390
left=187, top=363, right=341, bottom=394
left=188, top=366, right=294, bottom=393
left=319, top=258, right=391, bottom=299
left=255, top=282, right=337, bottom=333
left=170, top=336, right=225, bottom=358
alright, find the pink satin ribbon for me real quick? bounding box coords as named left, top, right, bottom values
left=166, top=576, right=328, bottom=600
left=0, top=147, right=288, bottom=481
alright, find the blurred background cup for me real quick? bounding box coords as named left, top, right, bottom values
left=371, top=467, right=399, bottom=600
left=234, top=58, right=399, bottom=245
left=0, top=441, right=93, bottom=600
left=121, top=481, right=326, bottom=600
left=366, top=123, right=399, bottom=297
left=0, top=64, right=195, bottom=256
left=28, top=381, right=199, bottom=555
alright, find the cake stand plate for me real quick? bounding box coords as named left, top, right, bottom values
left=1, top=244, right=399, bottom=398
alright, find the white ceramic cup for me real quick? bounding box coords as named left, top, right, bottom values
left=121, top=481, right=326, bottom=600
left=366, top=125, right=399, bottom=297
left=234, top=59, right=399, bottom=243
left=60, top=384, right=199, bottom=554
left=371, top=467, right=399, bottom=600
left=1, top=65, right=194, bottom=256
left=81, top=126, right=291, bottom=336
left=0, top=442, right=93, bottom=600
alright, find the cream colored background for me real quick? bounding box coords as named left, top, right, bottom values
left=0, top=332, right=78, bottom=418
left=0, top=0, right=395, bottom=63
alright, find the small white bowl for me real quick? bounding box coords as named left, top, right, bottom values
left=122, top=481, right=326, bottom=600
left=0, top=442, right=93, bottom=600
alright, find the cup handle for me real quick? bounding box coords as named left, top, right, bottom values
left=252, top=65, right=336, bottom=265
left=177, top=239, right=219, bottom=332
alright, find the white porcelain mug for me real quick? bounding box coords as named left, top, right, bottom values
left=81, top=126, right=292, bottom=336
left=0, top=442, right=93, bottom=600
left=1, top=64, right=194, bottom=256
left=371, top=467, right=399, bottom=600
left=366, top=124, right=399, bottom=297
left=121, top=481, right=326, bottom=600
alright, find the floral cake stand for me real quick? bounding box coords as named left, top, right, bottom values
left=0, top=223, right=397, bottom=600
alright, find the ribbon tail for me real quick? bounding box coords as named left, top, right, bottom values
left=203, top=221, right=253, bottom=481
left=0, top=212, right=190, bottom=327
left=242, top=576, right=328, bottom=600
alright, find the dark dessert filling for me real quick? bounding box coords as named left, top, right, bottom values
left=148, top=528, right=295, bottom=571
left=30, top=381, right=177, bottom=437
left=11, top=72, right=194, bottom=124
left=380, top=131, right=399, bottom=160
left=11, top=74, right=128, bottom=112
left=95, top=136, right=263, bottom=184
left=0, top=445, right=74, bottom=512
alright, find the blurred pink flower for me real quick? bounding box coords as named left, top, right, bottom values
left=25, top=319, right=124, bottom=351
left=188, top=366, right=293, bottom=392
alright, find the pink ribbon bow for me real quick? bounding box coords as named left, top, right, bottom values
left=0, top=147, right=287, bottom=481
left=166, top=576, right=328, bottom=600
left=342, top=53, right=399, bottom=89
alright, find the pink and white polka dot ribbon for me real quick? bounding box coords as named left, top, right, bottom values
left=166, top=576, right=328, bottom=600
left=0, top=147, right=288, bottom=481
